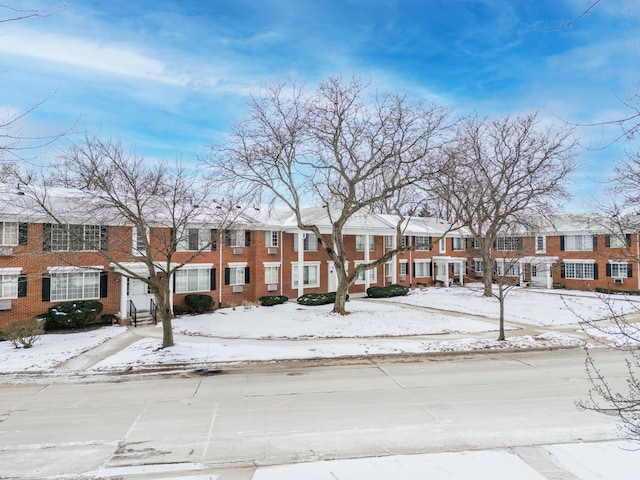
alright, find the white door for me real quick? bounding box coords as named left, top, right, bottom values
left=531, top=263, right=550, bottom=287
left=128, top=278, right=150, bottom=311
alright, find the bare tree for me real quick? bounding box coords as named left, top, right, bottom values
left=430, top=113, right=577, bottom=297
left=209, top=75, right=451, bottom=314
left=16, top=135, right=241, bottom=348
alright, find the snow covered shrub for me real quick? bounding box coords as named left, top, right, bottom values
left=4, top=318, right=44, bottom=348
left=297, top=292, right=348, bottom=306
left=366, top=284, right=409, bottom=298
left=173, top=304, right=194, bottom=316
left=42, top=300, right=104, bottom=331
left=185, top=294, right=214, bottom=313
left=259, top=295, right=288, bottom=306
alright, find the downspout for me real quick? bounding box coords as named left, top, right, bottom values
left=279, top=230, right=283, bottom=296
left=364, top=233, right=371, bottom=291
left=297, top=231, right=305, bottom=298
left=218, top=232, right=223, bottom=307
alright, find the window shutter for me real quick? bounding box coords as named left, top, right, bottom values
left=605, top=235, right=611, bottom=248
left=411, top=236, right=416, bottom=247
left=17, top=275, right=27, bottom=297
left=99, top=271, right=108, bottom=298
left=224, top=268, right=230, bottom=285
left=210, top=229, right=217, bottom=251
left=173, top=273, right=176, bottom=291
left=628, top=263, right=633, bottom=278
left=606, top=263, right=611, bottom=277
left=244, top=267, right=250, bottom=284
left=428, top=236, right=432, bottom=249
left=626, top=234, right=632, bottom=247
left=100, top=226, right=109, bottom=251
left=169, top=228, right=177, bottom=251
left=245, top=230, right=251, bottom=247
left=559, top=236, right=565, bottom=251
left=560, top=263, right=565, bottom=279
left=593, top=263, right=599, bottom=279
left=210, top=268, right=216, bottom=290
left=592, top=236, right=598, bottom=251
left=42, top=223, right=52, bottom=251
left=18, top=223, right=28, bottom=245
left=412, top=262, right=416, bottom=276
left=450, top=238, right=454, bottom=250
left=42, top=275, right=51, bottom=301
left=224, top=230, right=231, bottom=247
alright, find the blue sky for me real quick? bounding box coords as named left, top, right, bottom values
left=1, top=1, right=639, bottom=209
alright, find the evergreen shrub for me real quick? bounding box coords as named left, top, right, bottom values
left=41, top=300, right=104, bottom=331
left=258, top=295, right=289, bottom=306
left=297, top=291, right=348, bottom=306
left=185, top=294, right=214, bottom=313
left=366, top=284, right=409, bottom=298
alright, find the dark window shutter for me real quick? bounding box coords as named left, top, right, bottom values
left=412, top=262, right=416, bottom=276
left=593, top=263, right=599, bottom=279
left=188, top=228, right=198, bottom=250
left=210, top=268, right=216, bottom=290
left=411, top=236, right=416, bottom=247
left=169, top=228, right=177, bottom=251
left=244, top=267, right=250, bottom=284
left=593, top=236, right=598, bottom=251
left=224, top=230, right=231, bottom=247
left=450, top=238, right=454, bottom=250
left=224, top=268, right=230, bottom=285
left=18, top=223, right=28, bottom=245
left=428, top=236, right=432, bottom=249
left=606, top=263, right=612, bottom=277
left=560, top=263, right=565, bottom=279
left=99, top=271, right=108, bottom=298
left=605, top=235, right=611, bottom=248
left=42, top=275, right=50, bottom=301
left=173, top=272, right=176, bottom=291
left=245, top=230, right=251, bottom=247
left=17, top=275, right=27, bottom=297
left=560, top=236, right=565, bottom=251
left=42, top=223, right=52, bottom=251
left=626, top=234, right=632, bottom=247
left=492, top=240, right=497, bottom=249
left=210, top=229, right=217, bottom=251
left=100, top=226, right=109, bottom=251
left=628, top=263, right=634, bottom=278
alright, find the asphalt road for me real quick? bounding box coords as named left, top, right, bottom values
left=0, top=347, right=629, bottom=479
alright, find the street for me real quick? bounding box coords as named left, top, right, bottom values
left=0, top=347, right=627, bottom=479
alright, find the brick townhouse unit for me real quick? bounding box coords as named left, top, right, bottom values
left=0, top=185, right=637, bottom=329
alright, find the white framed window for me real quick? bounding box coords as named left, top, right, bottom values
left=226, top=229, right=246, bottom=247
left=0, top=274, right=19, bottom=299
left=563, top=235, right=594, bottom=251
left=399, top=261, right=408, bottom=276
left=50, top=269, right=100, bottom=301
left=227, top=263, right=247, bottom=286
left=264, top=262, right=280, bottom=284
left=473, top=259, right=483, bottom=274
left=535, top=235, right=546, bottom=254
left=132, top=227, right=147, bottom=256
left=175, top=268, right=211, bottom=293
left=452, top=261, right=466, bottom=275
left=0, top=222, right=18, bottom=246
left=355, top=261, right=377, bottom=284
left=495, top=260, right=521, bottom=277
left=265, top=231, right=279, bottom=247
left=609, top=235, right=628, bottom=248
left=401, top=236, right=410, bottom=248
left=452, top=237, right=465, bottom=251
left=414, top=236, right=431, bottom=251
left=292, top=262, right=320, bottom=287
left=439, top=237, right=446, bottom=253
left=384, top=262, right=392, bottom=277
left=495, top=236, right=522, bottom=251
left=293, top=233, right=318, bottom=252
left=563, top=261, right=595, bottom=280
left=414, top=261, right=431, bottom=278
left=384, top=236, right=394, bottom=249
left=178, top=228, right=212, bottom=251
left=610, top=261, right=629, bottom=278
left=355, top=235, right=375, bottom=251
left=48, top=224, right=106, bottom=252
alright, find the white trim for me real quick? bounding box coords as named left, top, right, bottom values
left=177, top=262, right=213, bottom=270
left=263, top=261, right=281, bottom=267
left=48, top=265, right=103, bottom=273
left=228, top=262, right=248, bottom=268
left=0, top=267, right=22, bottom=275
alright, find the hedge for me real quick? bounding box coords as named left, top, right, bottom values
left=41, top=300, right=104, bottom=331
left=595, top=287, right=640, bottom=296
left=258, top=295, right=289, bottom=307
left=366, top=284, right=409, bottom=298
left=185, top=294, right=214, bottom=313
left=297, top=291, right=349, bottom=306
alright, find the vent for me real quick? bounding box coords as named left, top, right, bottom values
left=614, top=278, right=624, bottom=285
left=267, top=246, right=278, bottom=255
left=232, top=285, right=244, bottom=293
left=232, top=247, right=244, bottom=255
left=0, top=247, right=13, bottom=256
left=267, top=284, right=278, bottom=291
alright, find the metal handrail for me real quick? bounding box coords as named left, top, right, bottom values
left=129, top=299, right=137, bottom=327
left=150, top=298, right=158, bottom=324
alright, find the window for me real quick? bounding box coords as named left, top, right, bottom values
left=293, top=233, right=318, bottom=252
left=384, top=236, right=394, bottom=249
left=384, top=262, right=392, bottom=277
left=535, top=235, right=546, bottom=253
left=0, top=274, right=18, bottom=299
left=452, top=237, right=465, bottom=251
left=355, top=235, right=375, bottom=251
left=264, top=263, right=280, bottom=284
left=46, top=224, right=107, bottom=251
left=355, top=261, right=377, bottom=284
left=452, top=261, right=466, bottom=275
left=401, top=236, right=410, bottom=248
left=227, top=265, right=247, bottom=285
left=399, top=261, right=408, bottom=276
left=439, top=237, right=446, bottom=253
left=414, top=261, right=431, bottom=278
left=473, top=259, right=483, bottom=274
left=50, top=270, right=100, bottom=301
left=225, top=229, right=249, bottom=247
left=265, top=231, right=279, bottom=247
left=413, top=236, right=431, bottom=251
left=563, top=261, right=595, bottom=280
left=178, top=228, right=213, bottom=251
left=292, top=263, right=320, bottom=287
left=133, top=228, right=147, bottom=256
left=608, top=235, right=629, bottom=248
left=609, top=262, right=629, bottom=278
left=495, top=236, right=522, bottom=251
left=175, top=268, right=211, bottom=293
left=562, top=235, right=594, bottom=251
left=0, top=222, right=18, bottom=246
left=495, top=260, right=521, bottom=277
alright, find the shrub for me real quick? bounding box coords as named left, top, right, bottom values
left=297, top=291, right=348, bottom=306
left=366, top=284, right=409, bottom=298
left=4, top=318, right=44, bottom=349
left=173, top=304, right=194, bottom=316
left=259, top=295, right=288, bottom=306
left=100, top=313, right=118, bottom=325
left=595, top=287, right=640, bottom=296
left=42, top=300, right=104, bottom=331
left=185, top=294, right=214, bottom=313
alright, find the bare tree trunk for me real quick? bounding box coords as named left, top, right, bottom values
left=498, top=287, right=506, bottom=341
left=332, top=280, right=350, bottom=315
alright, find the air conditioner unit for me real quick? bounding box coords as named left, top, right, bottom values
left=0, top=300, right=11, bottom=310
left=267, top=247, right=278, bottom=255
left=232, top=247, right=244, bottom=255
left=399, top=274, right=406, bottom=281
left=0, top=247, right=13, bottom=256
left=232, top=285, right=244, bottom=293
left=614, top=278, right=624, bottom=285
left=267, top=284, right=278, bottom=291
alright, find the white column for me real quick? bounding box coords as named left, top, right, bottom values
left=546, top=262, right=553, bottom=289
left=119, top=274, right=128, bottom=319
left=297, top=231, right=305, bottom=298
left=459, top=260, right=464, bottom=286
left=364, top=233, right=371, bottom=290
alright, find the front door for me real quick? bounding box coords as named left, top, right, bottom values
left=128, top=278, right=150, bottom=312
left=531, top=263, right=550, bottom=287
